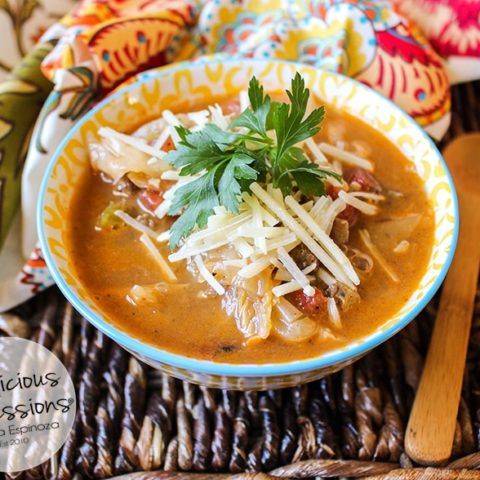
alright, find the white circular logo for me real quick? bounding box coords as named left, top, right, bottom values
left=0, top=337, right=76, bottom=472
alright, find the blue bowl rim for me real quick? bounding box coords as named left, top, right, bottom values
left=37, top=57, right=459, bottom=378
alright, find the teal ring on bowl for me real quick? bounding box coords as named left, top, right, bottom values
left=37, top=58, right=459, bottom=390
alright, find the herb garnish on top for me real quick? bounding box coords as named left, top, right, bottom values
left=166, top=73, right=341, bottom=249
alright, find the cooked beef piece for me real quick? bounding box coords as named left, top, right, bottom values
left=341, top=245, right=374, bottom=273
left=324, top=282, right=359, bottom=312
left=290, top=243, right=317, bottom=270
left=352, top=254, right=373, bottom=272
left=345, top=167, right=382, bottom=193
left=335, top=283, right=360, bottom=311
left=331, top=218, right=350, bottom=244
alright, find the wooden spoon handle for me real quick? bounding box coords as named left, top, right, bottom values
left=405, top=198, right=480, bottom=465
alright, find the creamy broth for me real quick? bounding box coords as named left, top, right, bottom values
left=66, top=101, right=434, bottom=364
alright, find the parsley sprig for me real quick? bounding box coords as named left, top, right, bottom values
left=166, top=73, right=341, bottom=249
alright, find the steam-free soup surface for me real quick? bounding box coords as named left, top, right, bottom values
left=66, top=104, right=434, bottom=364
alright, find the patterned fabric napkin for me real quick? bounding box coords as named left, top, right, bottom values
left=0, top=0, right=478, bottom=311
left=394, top=0, right=480, bottom=84
left=0, top=0, right=76, bottom=81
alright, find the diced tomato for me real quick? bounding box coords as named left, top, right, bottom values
left=139, top=189, right=164, bottom=211
left=327, top=184, right=340, bottom=200
left=161, top=136, right=175, bottom=152
left=287, top=287, right=327, bottom=317
left=326, top=185, right=358, bottom=226
left=345, top=167, right=382, bottom=193
left=338, top=204, right=358, bottom=226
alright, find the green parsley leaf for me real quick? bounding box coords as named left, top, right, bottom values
left=201, top=124, right=240, bottom=148
left=168, top=170, right=219, bottom=249
left=230, top=77, right=271, bottom=136
left=247, top=76, right=266, bottom=111
left=166, top=133, right=225, bottom=176
left=281, top=160, right=342, bottom=197
left=273, top=146, right=341, bottom=196
left=166, top=73, right=340, bottom=249
left=166, top=124, right=239, bottom=175
left=272, top=73, right=325, bottom=161
left=218, top=153, right=258, bottom=213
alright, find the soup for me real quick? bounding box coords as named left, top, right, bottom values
left=66, top=75, right=435, bottom=364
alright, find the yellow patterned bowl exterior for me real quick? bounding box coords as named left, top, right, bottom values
left=38, top=59, right=458, bottom=390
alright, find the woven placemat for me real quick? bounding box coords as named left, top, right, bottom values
left=2, top=81, right=480, bottom=480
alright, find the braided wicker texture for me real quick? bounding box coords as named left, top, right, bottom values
left=1, top=81, right=480, bottom=480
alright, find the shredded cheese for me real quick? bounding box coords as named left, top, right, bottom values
left=156, top=230, right=170, bottom=243
left=194, top=255, right=225, bottom=295
left=327, top=297, right=341, bottom=328
left=265, top=232, right=298, bottom=252
left=275, top=263, right=317, bottom=282
left=162, top=110, right=182, bottom=127
left=140, top=233, right=177, bottom=282
left=234, top=226, right=288, bottom=239
left=237, top=256, right=273, bottom=278
left=267, top=184, right=285, bottom=206
left=301, top=200, right=314, bottom=211
left=154, top=201, right=170, bottom=219
left=222, top=259, right=246, bottom=267
left=349, top=191, right=385, bottom=202
left=338, top=190, right=379, bottom=216
left=305, top=138, right=329, bottom=164
left=318, top=142, right=374, bottom=171
left=248, top=193, right=267, bottom=254
left=155, top=175, right=197, bottom=219
left=233, top=238, right=254, bottom=258
left=310, top=196, right=331, bottom=223
left=277, top=247, right=315, bottom=296
left=302, top=263, right=318, bottom=275
left=285, top=196, right=359, bottom=285
left=161, top=170, right=180, bottom=181
left=187, top=110, right=210, bottom=130
left=170, top=236, right=235, bottom=262
left=359, top=229, right=399, bottom=282
left=321, top=198, right=347, bottom=234
left=189, top=212, right=252, bottom=243
left=242, top=193, right=278, bottom=226
left=332, top=159, right=343, bottom=175
left=250, top=183, right=354, bottom=287
left=152, top=126, right=172, bottom=150
left=162, top=110, right=182, bottom=144
left=209, top=104, right=230, bottom=130
left=317, top=267, right=336, bottom=286
left=272, top=280, right=303, bottom=297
